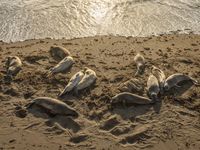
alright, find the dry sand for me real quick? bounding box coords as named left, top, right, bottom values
left=0, top=33, right=200, bottom=150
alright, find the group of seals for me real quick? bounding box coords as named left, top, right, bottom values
left=59, top=67, right=97, bottom=96
left=112, top=53, right=199, bottom=106
left=48, top=46, right=97, bottom=95
left=3, top=45, right=97, bottom=118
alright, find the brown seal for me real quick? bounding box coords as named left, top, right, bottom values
left=111, top=92, right=153, bottom=105
left=49, top=45, right=71, bottom=61
left=27, top=97, right=78, bottom=117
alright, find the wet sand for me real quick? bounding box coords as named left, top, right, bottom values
left=0, top=33, right=200, bottom=150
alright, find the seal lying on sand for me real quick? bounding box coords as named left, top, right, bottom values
left=111, top=92, right=153, bottom=105
left=47, top=56, right=74, bottom=76
left=5, top=56, right=22, bottom=77
left=151, top=66, right=166, bottom=94
left=27, top=97, right=78, bottom=117
left=75, top=67, right=97, bottom=92
left=49, top=46, right=71, bottom=61
left=59, top=69, right=86, bottom=97
left=118, top=78, right=143, bottom=93
left=134, top=53, right=145, bottom=76
left=164, top=73, right=199, bottom=91
left=147, top=74, right=160, bottom=101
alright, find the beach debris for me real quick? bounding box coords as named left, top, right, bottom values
left=49, top=45, right=71, bottom=61
left=15, top=106, right=27, bottom=118
left=134, top=53, right=145, bottom=76
left=119, top=124, right=151, bottom=145
left=5, top=56, right=22, bottom=77
left=100, top=115, right=120, bottom=131
left=164, top=73, right=199, bottom=91
left=59, top=69, right=85, bottom=97
left=118, top=78, right=143, bottom=93
left=69, top=133, right=89, bottom=143
left=147, top=74, right=160, bottom=101
left=75, top=67, right=97, bottom=92
left=111, top=92, right=153, bottom=105
left=151, top=65, right=166, bottom=94
left=47, top=56, right=74, bottom=76
left=26, top=97, right=78, bottom=117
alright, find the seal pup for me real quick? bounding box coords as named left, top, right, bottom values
left=134, top=53, right=145, bottom=76
left=151, top=65, right=166, bottom=94
left=164, top=73, right=199, bottom=91
left=59, top=69, right=86, bottom=97
left=147, top=74, right=160, bottom=101
left=75, top=67, right=97, bottom=92
left=47, top=56, right=74, bottom=76
left=111, top=92, right=153, bottom=105
left=49, top=46, right=71, bottom=61
left=5, top=56, right=22, bottom=77
left=27, top=97, right=78, bottom=117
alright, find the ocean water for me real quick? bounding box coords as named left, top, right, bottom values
left=0, top=0, right=200, bottom=42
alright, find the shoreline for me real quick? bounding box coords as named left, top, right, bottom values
left=0, top=33, right=200, bottom=150
left=0, top=29, right=197, bottom=44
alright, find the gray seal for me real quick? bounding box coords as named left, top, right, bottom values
left=27, top=97, right=78, bottom=117
left=111, top=92, right=153, bottom=105
left=147, top=74, right=160, bottom=101
left=59, top=69, right=85, bottom=97
left=164, top=73, right=199, bottom=91
left=151, top=66, right=166, bottom=94
left=5, top=56, right=22, bottom=77
left=75, top=67, right=97, bottom=92
left=47, top=56, right=74, bottom=76
left=134, top=53, right=145, bottom=76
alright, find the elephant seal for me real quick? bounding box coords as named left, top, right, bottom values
left=111, top=92, right=153, bottom=105
left=27, top=97, right=78, bottom=117
left=47, top=56, right=74, bottom=76
left=151, top=66, right=166, bottom=94
left=118, top=78, right=143, bottom=93
left=49, top=46, right=71, bottom=61
left=164, top=73, right=199, bottom=91
left=134, top=53, right=145, bottom=76
left=147, top=74, right=160, bottom=101
left=6, top=56, right=22, bottom=77
left=75, top=67, right=97, bottom=92
left=59, top=69, right=85, bottom=97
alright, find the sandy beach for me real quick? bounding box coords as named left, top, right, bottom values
left=0, top=33, right=200, bottom=150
